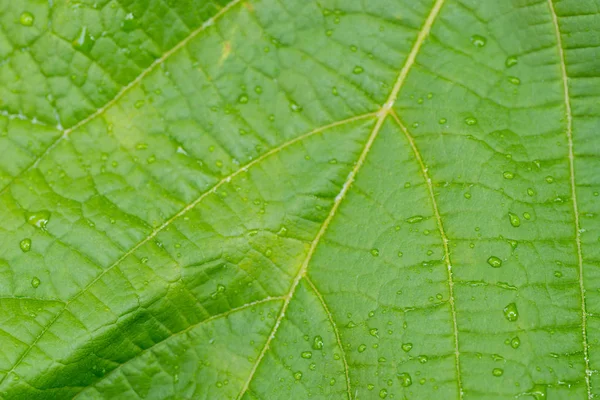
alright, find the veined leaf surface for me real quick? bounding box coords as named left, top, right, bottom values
left=0, top=0, right=599, bottom=398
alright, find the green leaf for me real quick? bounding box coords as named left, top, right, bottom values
left=0, top=0, right=599, bottom=398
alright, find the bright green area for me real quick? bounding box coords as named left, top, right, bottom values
left=0, top=0, right=599, bottom=399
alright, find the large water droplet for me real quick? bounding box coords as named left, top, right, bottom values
left=470, top=35, right=487, bottom=47
left=293, top=371, right=302, bottom=380
left=20, top=238, right=32, bottom=252
left=492, top=368, right=504, bottom=377
left=25, top=210, right=51, bottom=230
left=312, top=335, right=324, bottom=350
left=379, top=388, right=388, bottom=399
left=510, top=336, right=521, bottom=349
left=72, top=27, right=95, bottom=53
left=20, top=11, right=34, bottom=26
left=508, top=212, right=521, bottom=227
left=406, top=215, right=424, bottom=224
left=503, top=302, right=519, bottom=321
left=397, top=372, right=412, bottom=387
left=505, top=56, right=518, bottom=68
left=487, top=256, right=502, bottom=268
left=401, top=343, right=412, bottom=352
left=358, top=344, right=367, bottom=353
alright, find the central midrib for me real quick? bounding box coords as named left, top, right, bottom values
left=236, top=1, right=457, bottom=399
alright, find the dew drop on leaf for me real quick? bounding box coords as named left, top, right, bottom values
left=470, top=34, right=487, bottom=47
left=353, top=66, right=364, bottom=74
left=379, top=388, right=388, bottom=399
left=508, top=76, right=521, bottom=85
left=398, top=372, right=412, bottom=387
left=503, top=171, right=514, bottom=179
left=506, top=55, right=518, bottom=68
left=465, top=117, right=478, bottom=125
left=503, top=303, right=519, bottom=322
left=238, top=94, right=249, bottom=104
left=301, top=351, right=312, bottom=359
left=31, top=277, right=41, bottom=288
left=293, top=371, right=302, bottom=380
left=401, top=343, right=412, bottom=352
left=312, top=335, right=324, bottom=350
left=511, top=337, right=521, bottom=349
left=492, top=368, right=504, bottom=377
left=19, top=12, right=34, bottom=26
left=20, top=238, right=32, bottom=252
left=358, top=344, right=367, bottom=353
left=406, top=215, right=424, bottom=224
left=370, top=248, right=380, bottom=257
left=25, top=210, right=51, bottom=230
left=369, top=328, right=379, bottom=338
left=508, top=212, right=521, bottom=227
left=487, top=256, right=502, bottom=268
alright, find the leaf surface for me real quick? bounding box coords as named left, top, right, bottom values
left=0, top=0, right=599, bottom=399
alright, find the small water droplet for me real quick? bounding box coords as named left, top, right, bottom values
left=238, top=94, right=249, bottom=104
left=503, top=171, right=514, bottom=179
left=439, top=117, right=447, bottom=124
left=121, top=12, right=137, bottom=31
left=464, top=192, right=472, bottom=199
left=470, top=35, right=487, bottom=47
left=134, top=99, right=145, bottom=108
left=545, top=176, right=554, bottom=184
left=487, top=256, right=502, bottom=268
left=406, top=215, right=424, bottom=224
left=492, top=368, right=504, bottom=377
left=72, top=27, right=95, bottom=53
left=508, top=212, right=521, bottom=227
left=20, top=12, right=34, bottom=26
left=554, top=271, right=563, bottom=278
left=369, top=328, right=379, bottom=338
left=301, top=351, right=312, bottom=359
left=25, top=210, right=51, bottom=230
left=508, top=76, right=520, bottom=85
left=353, top=66, right=364, bottom=74
left=523, top=212, right=531, bottom=220
left=401, top=343, right=412, bottom=352
left=370, top=248, right=380, bottom=257
left=293, top=371, right=303, bottom=380
left=20, top=238, right=32, bottom=252
left=418, top=355, right=428, bottom=364
left=505, top=56, right=518, bottom=68
left=503, top=302, right=519, bottom=322
left=511, top=336, right=521, bottom=349
left=465, top=117, right=478, bottom=126
left=254, top=86, right=262, bottom=94
left=527, top=188, right=535, bottom=196
left=31, top=276, right=41, bottom=288
left=397, top=372, right=412, bottom=387
left=309, top=363, right=316, bottom=371
left=312, top=335, right=324, bottom=350
left=379, top=388, right=388, bottom=399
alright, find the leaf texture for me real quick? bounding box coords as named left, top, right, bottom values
left=0, top=0, right=599, bottom=399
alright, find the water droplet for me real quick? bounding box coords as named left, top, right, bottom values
left=309, top=363, right=316, bottom=371
left=379, top=388, right=388, bottom=399
left=465, top=117, right=478, bottom=126
left=505, top=56, right=518, bottom=68
left=508, top=76, right=520, bottom=85
left=527, top=188, right=535, bottom=196
left=370, top=248, right=380, bottom=257
left=503, top=302, right=519, bottom=322
left=254, top=86, right=262, bottom=94
left=312, top=335, right=324, bottom=350
left=353, top=66, right=364, bottom=74
left=545, top=176, right=554, bottom=184
left=20, top=238, right=32, bottom=252
left=238, top=94, right=249, bottom=104
left=19, top=12, right=34, bottom=26
left=470, top=35, right=487, bottom=47
left=134, top=100, right=145, bottom=108
left=523, top=212, right=531, bottom=220
left=121, top=12, right=137, bottom=31
left=72, top=27, right=95, bottom=53
left=507, top=239, right=518, bottom=250
left=406, top=215, right=424, bottom=224
left=439, top=117, right=447, bottom=124
left=293, top=371, right=302, bottom=380
left=329, top=378, right=336, bottom=386
left=510, top=336, right=521, bottom=349
left=418, top=355, right=428, bottom=364
left=378, top=357, right=387, bottom=363
left=554, top=271, right=562, bottom=278
left=503, top=171, right=514, bottom=180
left=401, top=343, right=412, bottom=352
left=369, top=328, right=379, bottom=338
left=397, top=372, right=412, bottom=387
left=464, top=192, right=472, bottom=199
left=31, top=276, right=41, bottom=288
left=289, top=102, right=302, bottom=112
left=508, top=212, right=521, bottom=227
left=487, top=256, right=502, bottom=268
left=301, top=351, right=312, bottom=359
left=492, top=368, right=504, bottom=377
left=25, top=210, right=51, bottom=230
left=357, top=344, right=367, bottom=353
